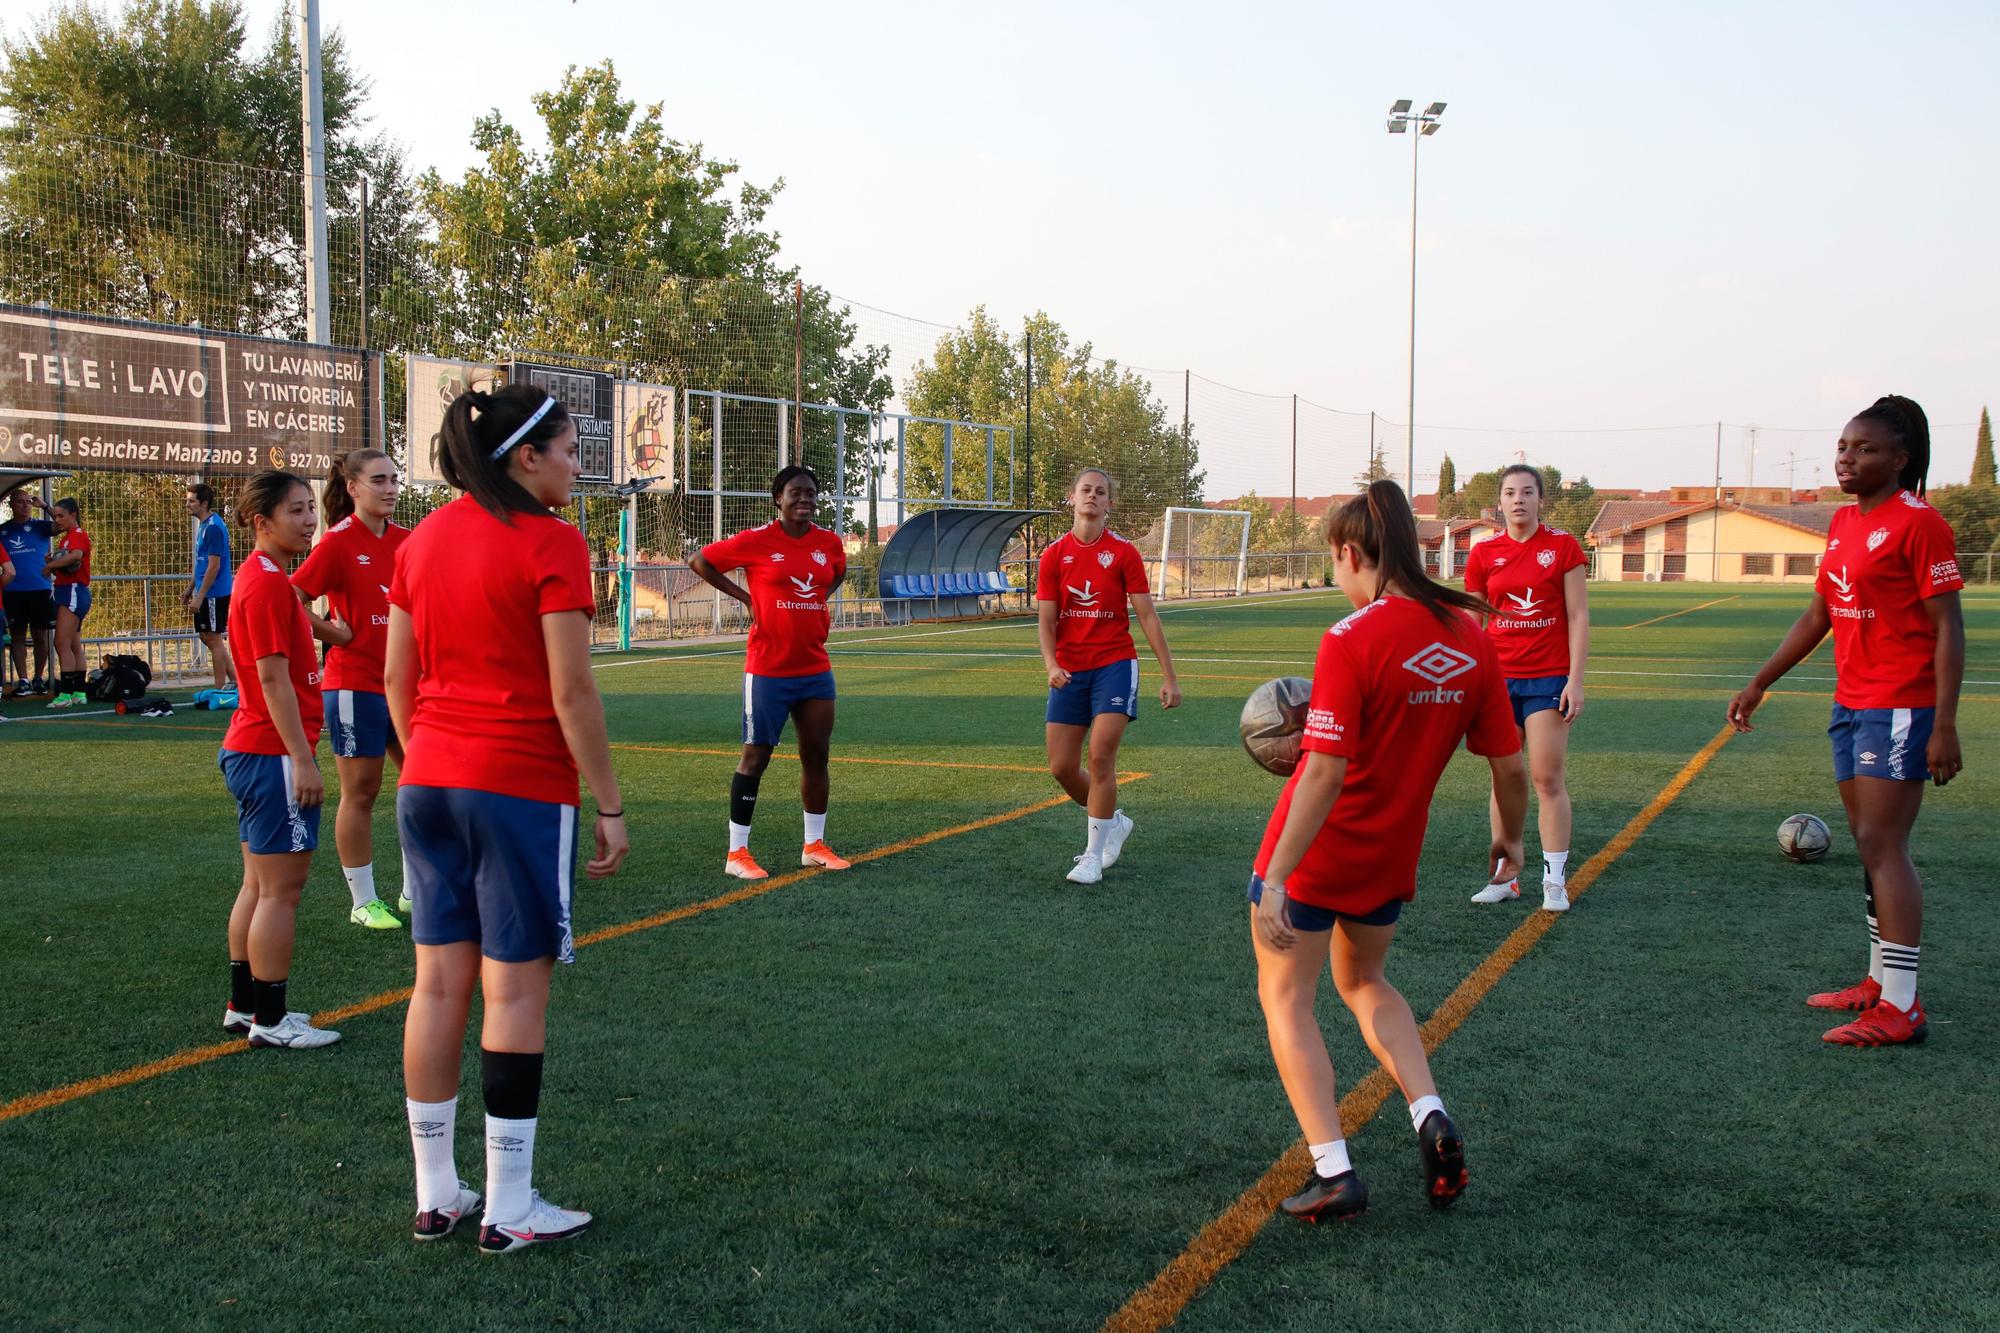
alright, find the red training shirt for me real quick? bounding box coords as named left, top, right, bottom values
left=1035, top=530, right=1151, bottom=673
left=700, top=521, right=846, bottom=677
left=1253, top=596, right=1520, bottom=915
left=292, top=515, right=410, bottom=695
left=1816, top=491, right=1963, bottom=709
left=1462, top=525, right=1586, bottom=679
left=391, top=496, right=596, bottom=806
left=52, top=528, right=91, bottom=585
left=223, top=550, right=324, bottom=756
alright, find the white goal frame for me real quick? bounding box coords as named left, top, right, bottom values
left=1155, top=507, right=1252, bottom=600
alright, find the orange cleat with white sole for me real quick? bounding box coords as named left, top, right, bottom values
left=724, top=847, right=768, bottom=880
left=1806, top=976, right=1881, bottom=1011
left=801, top=840, right=851, bottom=870
left=1822, top=997, right=1927, bottom=1047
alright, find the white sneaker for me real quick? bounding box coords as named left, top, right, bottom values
left=222, top=1005, right=256, bottom=1035
left=247, top=1011, right=341, bottom=1049
left=1470, top=878, right=1520, bottom=904
left=1066, top=852, right=1104, bottom=885
left=1100, top=812, right=1135, bottom=869
left=414, top=1182, right=483, bottom=1241
left=1541, top=880, right=1571, bottom=913
left=478, top=1190, right=593, bottom=1254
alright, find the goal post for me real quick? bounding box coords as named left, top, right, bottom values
left=1152, top=507, right=1251, bottom=600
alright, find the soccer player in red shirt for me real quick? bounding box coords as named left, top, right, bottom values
left=1729, top=396, right=1965, bottom=1047
left=1036, top=467, right=1181, bottom=884
left=389, top=384, right=628, bottom=1252
left=690, top=465, right=850, bottom=880
left=1461, top=464, right=1590, bottom=911
left=1251, top=481, right=1528, bottom=1221
left=44, top=498, right=92, bottom=708
left=218, top=471, right=341, bottom=1050
left=294, top=448, right=410, bottom=932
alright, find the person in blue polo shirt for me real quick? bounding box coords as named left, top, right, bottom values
left=3, top=486, right=55, bottom=697
left=184, top=482, right=237, bottom=690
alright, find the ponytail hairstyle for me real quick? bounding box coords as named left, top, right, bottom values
left=323, top=448, right=391, bottom=528
left=1323, top=479, right=1495, bottom=625
left=235, top=469, right=312, bottom=530
left=1851, top=394, right=1931, bottom=495
left=434, top=382, right=572, bottom=521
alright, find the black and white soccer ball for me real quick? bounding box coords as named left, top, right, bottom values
left=1777, top=813, right=1831, bottom=863
left=1241, top=676, right=1312, bottom=777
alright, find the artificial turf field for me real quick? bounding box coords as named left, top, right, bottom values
left=2, top=581, right=1997, bottom=1332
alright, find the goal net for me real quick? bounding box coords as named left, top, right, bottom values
left=1137, top=507, right=1250, bottom=600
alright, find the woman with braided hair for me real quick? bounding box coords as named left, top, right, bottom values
left=1729, top=395, right=1965, bottom=1047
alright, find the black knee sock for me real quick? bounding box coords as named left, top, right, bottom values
left=251, top=975, right=288, bottom=1028
left=1863, top=868, right=1877, bottom=919
left=481, top=1048, right=545, bottom=1120
left=230, top=960, right=252, bottom=1013
left=730, top=771, right=761, bottom=828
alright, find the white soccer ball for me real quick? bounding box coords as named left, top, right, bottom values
left=1241, top=677, right=1312, bottom=776
left=1777, top=813, right=1831, bottom=863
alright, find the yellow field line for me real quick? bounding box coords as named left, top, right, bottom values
left=1100, top=725, right=1735, bottom=1333
left=1612, top=595, right=1741, bottom=629
left=0, top=784, right=1130, bottom=1125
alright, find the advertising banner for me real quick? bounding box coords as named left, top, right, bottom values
left=0, top=303, right=378, bottom=477
left=616, top=380, right=675, bottom=490
left=404, top=354, right=500, bottom=485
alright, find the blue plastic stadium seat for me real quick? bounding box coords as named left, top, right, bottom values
left=950, top=573, right=973, bottom=595
left=915, top=574, right=935, bottom=597
left=983, top=571, right=1008, bottom=594
left=889, top=574, right=912, bottom=597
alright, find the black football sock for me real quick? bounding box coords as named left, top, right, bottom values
left=481, top=1049, right=545, bottom=1121
left=1864, top=870, right=1882, bottom=984
left=230, top=960, right=253, bottom=1014
left=730, top=771, right=760, bottom=828
left=252, top=975, right=288, bottom=1028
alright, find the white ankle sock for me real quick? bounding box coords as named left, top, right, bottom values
left=804, top=810, right=826, bottom=844
left=343, top=863, right=376, bottom=909
left=1867, top=916, right=1884, bottom=984
left=1880, top=941, right=1919, bottom=1011
left=1308, top=1138, right=1352, bottom=1180
left=484, top=1115, right=538, bottom=1227
left=1408, top=1093, right=1446, bottom=1134
left=728, top=821, right=752, bottom=853
left=1086, top=816, right=1114, bottom=857
left=406, top=1096, right=459, bottom=1211
left=1543, top=850, right=1569, bottom=884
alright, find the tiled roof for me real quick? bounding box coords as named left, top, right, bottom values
left=1585, top=498, right=1847, bottom=543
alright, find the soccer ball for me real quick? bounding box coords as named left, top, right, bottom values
left=1241, top=677, right=1312, bottom=776
left=1777, top=813, right=1831, bottom=863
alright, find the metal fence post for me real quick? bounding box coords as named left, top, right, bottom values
left=984, top=426, right=995, bottom=504
left=895, top=418, right=907, bottom=527
left=712, top=391, right=724, bottom=635
left=942, top=421, right=954, bottom=502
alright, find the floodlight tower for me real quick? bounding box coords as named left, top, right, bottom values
left=1386, top=99, right=1445, bottom=496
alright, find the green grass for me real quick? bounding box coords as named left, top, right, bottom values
left=2, top=582, right=1997, bottom=1331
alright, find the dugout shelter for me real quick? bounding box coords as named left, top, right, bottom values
left=877, top=507, right=1047, bottom=623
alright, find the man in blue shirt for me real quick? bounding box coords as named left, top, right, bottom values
left=183, top=482, right=236, bottom=689
left=3, top=486, right=56, bottom=696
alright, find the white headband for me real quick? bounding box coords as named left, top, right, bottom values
left=491, top=395, right=557, bottom=460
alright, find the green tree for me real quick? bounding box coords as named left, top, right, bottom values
left=1973, top=407, right=1995, bottom=487
left=416, top=60, right=890, bottom=507
left=0, top=0, right=422, bottom=343
left=900, top=308, right=1202, bottom=540
left=1435, top=454, right=1456, bottom=514
left=1930, top=485, right=2000, bottom=555
left=1355, top=440, right=1391, bottom=489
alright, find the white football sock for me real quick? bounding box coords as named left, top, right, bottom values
left=1408, top=1093, right=1446, bottom=1134
left=728, top=821, right=752, bottom=853
left=804, top=810, right=826, bottom=844
left=483, top=1115, right=538, bottom=1227
left=1308, top=1138, right=1352, bottom=1180
left=406, top=1096, right=459, bottom=1212
left=1880, top=941, right=1919, bottom=1011
left=1543, top=850, right=1569, bottom=884
left=1867, top=915, right=1883, bottom=985
left=1086, top=816, right=1114, bottom=857
left=343, top=863, right=376, bottom=909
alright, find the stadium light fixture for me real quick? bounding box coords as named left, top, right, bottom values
left=1384, top=97, right=1447, bottom=496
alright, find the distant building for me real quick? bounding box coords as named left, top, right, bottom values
left=1584, top=493, right=1843, bottom=582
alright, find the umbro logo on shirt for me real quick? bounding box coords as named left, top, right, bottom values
left=1403, top=642, right=1477, bottom=688
left=355, top=553, right=371, bottom=565
left=769, top=552, right=785, bottom=562
left=257, top=554, right=281, bottom=572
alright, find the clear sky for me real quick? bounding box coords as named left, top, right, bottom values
left=236, top=0, right=1997, bottom=494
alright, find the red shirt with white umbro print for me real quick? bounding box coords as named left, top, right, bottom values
left=700, top=521, right=846, bottom=677
left=1252, top=596, right=1518, bottom=915
left=1035, top=530, right=1150, bottom=673
left=1461, top=524, right=1586, bottom=679
left=1816, top=491, right=1962, bottom=709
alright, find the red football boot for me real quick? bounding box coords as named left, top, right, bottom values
left=1805, top=976, right=1881, bottom=1011
left=1822, top=997, right=1927, bottom=1046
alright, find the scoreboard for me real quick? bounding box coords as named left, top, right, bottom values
left=510, top=359, right=615, bottom=484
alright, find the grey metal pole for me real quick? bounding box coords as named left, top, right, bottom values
left=357, top=175, right=369, bottom=348
left=298, top=0, right=330, bottom=344
left=1406, top=122, right=1420, bottom=494
left=1713, top=422, right=1722, bottom=582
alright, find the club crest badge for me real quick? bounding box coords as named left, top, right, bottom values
left=1537, top=549, right=1556, bottom=568
left=811, top=549, right=828, bottom=566
left=1867, top=527, right=1890, bottom=552
left=1097, top=550, right=1114, bottom=568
